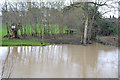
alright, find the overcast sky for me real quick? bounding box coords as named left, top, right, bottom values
left=0, top=0, right=119, bottom=18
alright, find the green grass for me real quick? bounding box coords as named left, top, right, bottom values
left=2, top=38, right=52, bottom=46
left=1, top=23, right=67, bottom=46
left=1, top=24, right=52, bottom=46
left=2, top=28, right=7, bottom=36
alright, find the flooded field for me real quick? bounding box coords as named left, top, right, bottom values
left=0, top=43, right=118, bottom=78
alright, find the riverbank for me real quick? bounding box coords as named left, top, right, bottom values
left=1, top=34, right=119, bottom=46
left=1, top=38, right=52, bottom=46
left=96, top=35, right=119, bottom=47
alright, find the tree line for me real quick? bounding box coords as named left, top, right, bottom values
left=2, top=0, right=118, bottom=45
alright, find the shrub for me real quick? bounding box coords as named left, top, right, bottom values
left=100, top=21, right=117, bottom=36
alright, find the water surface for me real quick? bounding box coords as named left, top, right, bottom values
left=0, top=43, right=118, bottom=78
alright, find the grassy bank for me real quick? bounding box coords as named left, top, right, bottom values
left=1, top=24, right=65, bottom=46
left=1, top=24, right=118, bottom=46
left=2, top=38, right=52, bottom=46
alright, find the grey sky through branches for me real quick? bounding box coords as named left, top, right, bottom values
left=0, top=0, right=119, bottom=18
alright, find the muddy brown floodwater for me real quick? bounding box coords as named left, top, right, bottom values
left=0, top=43, right=118, bottom=78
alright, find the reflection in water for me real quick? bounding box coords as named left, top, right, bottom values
left=0, top=43, right=118, bottom=78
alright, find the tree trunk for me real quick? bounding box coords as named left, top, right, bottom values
left=6, top=23, right=10, bottom=39
left=44, top=24, right=46, bottom=35
left=19, top=23, right=23, bottom=36
left=31, top=24, right=34, bottom=36
left=41, top=24, right=43, bottom=39
left=80, top=34, right=83, bottom=44
left=88, top=15, right=95, bottom=41
left=35, top=24, right=37, bottom=36
left=5, top=2, right=9, bottom=39
left=40, top=24, right=42, bottom=39
left=83, top=17, right=88, bottom=45
left=24, top=24, right=26, bottom=36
